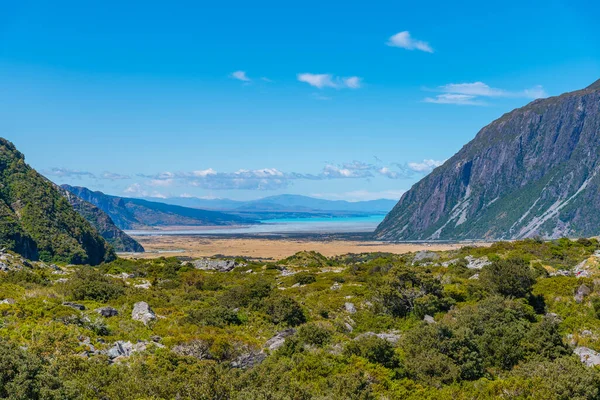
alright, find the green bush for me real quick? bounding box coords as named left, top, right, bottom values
left=262, top=295, right=306, bottom=326
left=293, top=272, right=317, bottom=285
left=297, top=322, right=333, bottom=346
left=479, top=257, right=535, bottom=298
left=345, top=334, right=398, bottom=368
left=65, top=268, right=125, bottom=301
left=186, top=306, right=242, bottom=328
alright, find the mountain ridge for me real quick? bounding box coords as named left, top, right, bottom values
left=0, top=138, right=115, bottom=264
left=62, top=185, right=255, bottom=230
left=376, top=79, right=600, bottom=241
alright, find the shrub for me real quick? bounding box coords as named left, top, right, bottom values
left=293, top=272, right=316, bottom=285
left=220, top=280, right=272, bottom=309
left=186, top=306, right=241, bottom=328
left=297, top=322, right=333, bottom=346
left=479, top=257, right=535, bottom=298
left=65, top=268, right=125, bottom=301
left=262, top=295, right=306, bottom=326
left=345, top=334, right=398, bottom=368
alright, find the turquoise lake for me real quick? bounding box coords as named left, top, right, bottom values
left=126, top=214, right=385, bottom=236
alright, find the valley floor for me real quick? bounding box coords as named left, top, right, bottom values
left=125, top=234, right=483, bottom=260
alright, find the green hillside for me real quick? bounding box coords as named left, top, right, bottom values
left=0, top=138, right=115, bottom=265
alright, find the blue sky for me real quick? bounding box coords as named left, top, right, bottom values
left=2, top=0, right=599, bottom=201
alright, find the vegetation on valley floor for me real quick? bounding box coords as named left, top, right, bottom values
left=2, top=238, right=600, bottom=398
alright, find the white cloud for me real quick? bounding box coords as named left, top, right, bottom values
left=231, top=70, right=251, bottom=82
left=101, top=171, right=131, bottom=180
left=439, top=82, right=506, bottom=97
left=42, top=168, right=95, bottom=179
left=425, top=81, right=547, bottom=106
left=192, top=168, right=217, bottom=177
left=408, top=159, right=445, bottom=173
left=297, top=73, right=362, bottom=89
left=424, top=93, right=487, bottom=106
left=386, top=31, right=433, bottom=53
left=378, top=167, right=400, bottom=179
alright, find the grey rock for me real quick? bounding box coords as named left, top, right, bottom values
left=0, top=298, right=15, bottom=304
left=134, top=281, right=151, bottom=289
left=191, top=258, right=236, bottom=272
left=131, top=301, right=156, bottom=325
left=424, top=315, right=436, bottom=324
left=96, top=306, right=119, bottom=317
left=469, top=273, right=480, bottom=280
left=231, top=351, right=267, bottom=369
left=264, top=329, right=296, bottom=351
left=63, top=302, right=85, bottom=311
left=330, top=282, right=342, bottom=290
left=575, top=284, right=591, bottom=303
left=345, top=302, right=357, bottom=314
left=413, top=250, right=440, bottom=263
left=574, top=347, right=600, bottom=367
left=354, top=331, right=401, bottom=344
left=465, top=256, right=491, bottom=270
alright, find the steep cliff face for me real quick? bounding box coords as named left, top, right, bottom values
left=58, top=187, right=144, bottom=253
left=0, top=138, right=115, bottom=264
left=376, top=80, right=600, bottom=241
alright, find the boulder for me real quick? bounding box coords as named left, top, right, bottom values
left=345, top=302, right=357, bottom=314
left=424, top=315, right=436, bottom=324
left=354, top=331, right=401, bottom=344
left=231, top=351, right=267, bottom=369
left=132, top=301, right=156, bottom=325
left=465, top=256, right=491, bottom=270
left=0, top=298, right=15, bottom=305
left=413, top=251, right=440, bottom=264
left=264, top=329, right=296, bottom=352
left=63, top=302, right=85, bottom=311
left=574, top=347, right=600, bottom=367
left=96, top=306, right=119, bottom=318
left=574, top=284, right=591, bottom=303
left=191, top=258, right=236, bottom=272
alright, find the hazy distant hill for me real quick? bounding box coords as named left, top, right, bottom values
left=0, top=139, right=115, bottom=264
left=376, top=79, right=600, bottom=241
left=62, top=185, right=255, bottom=230
left=57, top=186, right=144, bottom=252
left=153, top=194, right=397, bottom=215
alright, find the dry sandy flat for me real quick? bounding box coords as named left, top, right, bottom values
left=125, top=235, right=489, bottom=261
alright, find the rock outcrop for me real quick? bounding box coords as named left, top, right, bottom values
left=131, top=302, right=156, bottom=325
left=376, top=80, right=600, bottom=240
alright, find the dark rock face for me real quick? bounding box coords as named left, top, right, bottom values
left=0, top=138, right=115, bottom=265
left=376, top=80, right=600, bottom=240
left=57, top=187, right=144, bottom=253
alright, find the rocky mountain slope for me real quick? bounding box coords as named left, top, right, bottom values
left=62, top=185, right=255, bottom=230
left=57, top=187, right=144, bottom=252
left=376, top=79, right=600, bottom=241
left=0, top=138, right=115, bottom=264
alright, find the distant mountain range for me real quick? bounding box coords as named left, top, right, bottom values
left=62, top=185, right=255, bottom=230
left=376, top=79, right=600, bottom=241
left=151, top=194, right=397, bottom=216
left=0, top=138, right=115, bottom=264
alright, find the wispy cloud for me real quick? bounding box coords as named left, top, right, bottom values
left=424, top=93, right=486, bottom=106
left=231, top=70, right=251, bottom=82
left=297, top=73, right=362, bottom=89
left=124, top=183, right=167, bottom=198
left=407, top=159, right=445, bottom=173
left=424, top=81, right=547, bottom=106
left=42, top=168, right=96, bottom=179
left=100, top=171, right=131, bottom=180
left=386, top=31, right=433, bottom=53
